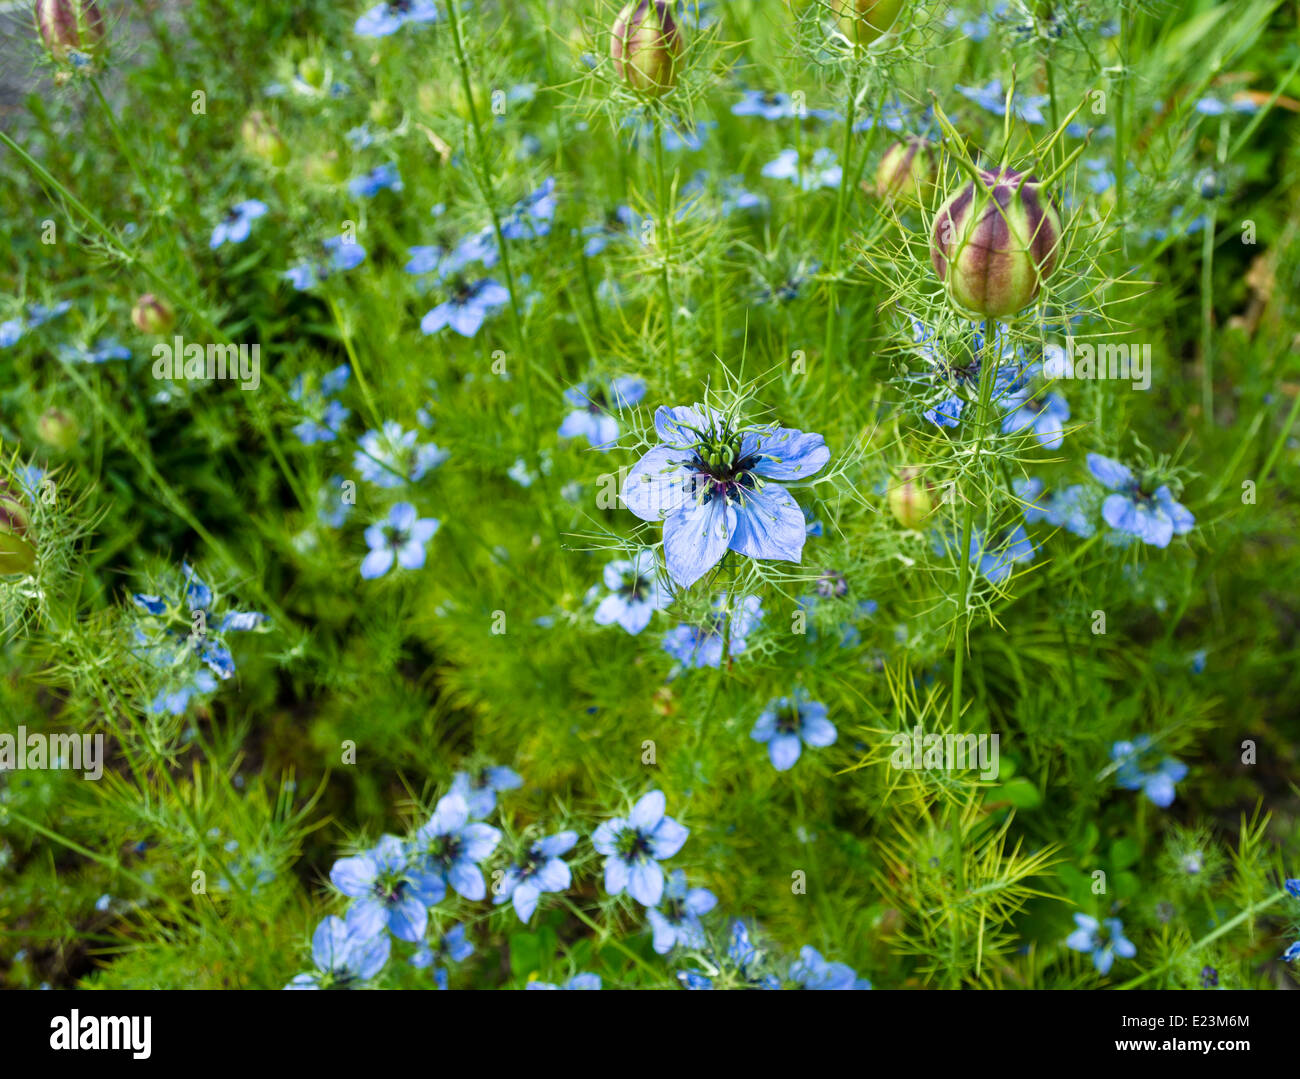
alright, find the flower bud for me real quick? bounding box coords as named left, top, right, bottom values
left=887, top=467, right=934, bottom=530
left=35, top=0, right=103, bottom=64
left=36, top=407, right=80, bottom=452
left=297, top=56, right=325, bottom=89
left=611, top=1, right=682, bottom=97
left=930, top=167, right=1063, bottom=319
left=875, top=136, right=937, bottom=201
left=836, top=0, right=906, bottom=47
left=131, top=293, right=174, bottom=335
left=0, top=480, right=36, bottom=576
left=241, top=110, right=289, bottom=167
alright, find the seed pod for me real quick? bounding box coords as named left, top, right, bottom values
left=131, top=294, right=175, bottom=335
left=836, top=0, right=906, bottom=47
left=875, top=136, right=937, bottom=201
left=887, top=467, right=934, bottom=530
left=35, top=0, right=103, bottom=63
left=241, top=110, right=289, bottom=168
left=930, top=167, right=1063, bottom=319
left=37, top=407, right=80, bottom=452
left=611, top=1, right=682, bottom=97
left=0, top=480, right=36, bottom=576
left=297, top=56, right=325, bottom=89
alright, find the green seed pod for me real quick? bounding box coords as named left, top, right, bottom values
left=297, top=56, right=325, bottom=89
left=930, top=166, right=1063, bottom=319
left=241, top=110, right=290, bottom=168
left=37, top=407, right=80, bottom=452
left=875, top=136, right=938, bottom=202
left=35, top=0, right=103, bottom=64
left=887, top=466, right=934, bottom=530
left=611, top=0, right=683, bottom=98
left=0, top=480, right=36, bottom=576
left=131, top=293, right=175, bottom=335
left=836, top=0, right=906, bottom=47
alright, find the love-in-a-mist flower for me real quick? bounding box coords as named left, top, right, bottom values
left=622, top=404, right=830, bottom=588
left=590, top=549, right=671, bottom=635
left=662, top=594, right=763, bottom=668
left=348, top=163, right=403, bottom=198
left=289, top=363, right=351, bottom=444
left=1110, top=736, right=1188, bottom=808
left=1065, top=913, right=1137, bottom=975
left=646, top=870, right=716, bottom=954
left=526, top=973, right=602, bottom=990
left=493, top=831, right=578, bottom=922
left=1001, top=368, right=1069, bottom=449
left=558, top=377, right=646, bottom=449
left=750, top=692, right=837, bottom=771
left=284, top=235, right=367, bottom=291
left=409, top=792, right=502, bottom=904
left=501, top=177, right=557, bottom=241
left=592, top=790, right=689, bottom=907
left=955, top=79, right=1049, bottom=125
left=330, top=835, right=428, bottom=943
left=678, top=920, right=781, bottom=990
left=360, top=502, right=440, bottom=580
left=210, top=200, right=268, bottom=249
left=449, top=765, right=523, bottom=819
left=1087, top=453, right=1194, bottom=549
left=354, top=0, right=440, bottom=38
left=355, top=420, right=449, bottom=487
left=285, top=915, right=391, bottom=989
left=762, top=148, right=842, bottom=191
left=732, top=90, right=804, bottom=121
left=789, top=946, right=872, bottom=990
left=969, top=525, right=1036, bottom=585
left=420, top=278, right=510, bottom=337
left=411, top=924, right=474, bottom=989
left=1016, top=477, right=1095, bottom=538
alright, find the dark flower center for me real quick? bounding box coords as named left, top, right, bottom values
left=775, top=705, right=802, bottom=734
left=620, top=574, right=650, bottom=601
left=615, top=828, right=652, bottom=861
left=425, top=835, right=462, bottom=868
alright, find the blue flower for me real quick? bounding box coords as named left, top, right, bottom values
left=361, top=502, right=440, bottom=579
left=1001, top=377, right=1069, bottom=449
left=1194, top=95, right=1259, bottom=117
left=751, top=692, right=837, bottom=771
left=1065, top=913, right=1137, bottom=975
left=410, top=792, right=502, bottom=903
left=449, top=765, right=523, bottom=819
left=622, top=404, right=830, bottom=587
left=354, top=0, right=440, bottom=37
left=57, top=338, right=132, bottom=364
left=348, top=163, right=403, bottom=198
left=971, top=525, right=1036, bottom=585
left=289, top=363, right=351, bottom=444
left=646, top=870, right=716, bottom=954
left=581, top=205, right=642, bottom=257
left=591, top=790, right=689, bottom=907
left=500, top=177, right=556, bottom=240
left=526, top=973, right=601, bottom=990
left=1015, top=477, right=1096, bottom=538
left=285, top=915, right=391, bottom=989
left=1, top=301, right=71, bottom=348
left=590, top=549, right=671, bottom=635
left=761, top=148, right=842, bottom=190
left=210, top=199, right=268, bottom=248
left=1087, top=453, right=1195, bottom=548
left=662, top=594, right=763, bottom=669
left=330, top=835, right=429, bottom=943
left=1111, top=737, right=1188, bottom=808
left=908, top=318, right=1025, bottom=428
left=284, top=235, right=367, bottom=291
left=410, top=924, right=474, bottom=988
left=420, top=278, right=510, bottom=337
left=788, top=946, right=871, bottom=990
left=493, top=831, right=578, bottom=922
left=956, top=79, right=1048, bottom=125
left=1285, top=879, right=1300, bottom=898
left=558, top=376, right=646, bottom=449
left=354, top=420, right=449, bottom=486
left=733, top=91, right=804, bottom=121
left=1282, top=941, right=1300, bottom=963
left=678, top=921, right=781, bottom=990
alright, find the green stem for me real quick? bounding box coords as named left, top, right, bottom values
left=653, top=113, right=678, bottom=372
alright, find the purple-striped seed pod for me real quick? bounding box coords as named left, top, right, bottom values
left=836, top=0, right=906, bottom=47
left=37, top=407, right=80, bottom=452
left=875, top=136, right=938, bottom=201
left=887, top=466, right=935, bottom=530
left=0, top=479, right=36, bottom=576
left=131, top=294, right=175, bottom=335
left=35, top=0, right=103, bottom=64
left=930, top=167, right=1063, bottom=319
left=611, top=1, right=682, bottom=97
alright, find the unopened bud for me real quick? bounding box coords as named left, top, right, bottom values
left=0, top=480, right=36, bottom=576
left=887, top=467, right=934, bottom=530
left=241, top=110, right=289, bottom=167
left=36, top=408, right=80, bottom=452
left=35, top=0, right=104, bottom=65
left=875, top=137, right=938, bottom=202
left=611, top=1, right=682, bottom=97
left=131, top=294, right=174, bottom=335
left=836, top=0, right=906, bottom=48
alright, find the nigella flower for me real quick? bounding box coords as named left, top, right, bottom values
left=411, top=924, right=474, bottom=988
left=1015, top=477, right=1096, bottom=538
left=1000, top=368, right=1069, bottom=449
left=678, top=921, right=781, bottom=990
left=622, top=404, right=830, bottom=587
left=1065, top=913, right=1137, bottom=975
left=1111, top=736, right=1188, bottom=808
left=500, top=177, right=556, bottom=241
left=646, top=870, right=716, bottom=954
left=354, top=420, right=449, bottom=487
left=591, top=790, right=689, bottom=907
left=581, top=205, right=642, bottom=257
left=789, top=946, right=871, bottom=990
left=494, top=831, right=578, bottom=922
left=354, top=0, right=440, bottom=37
left=284, top=236, right=367, bottom=291
left=1193, top=95, right=1259, bottom=117
left=210, top=199, right=268, bottom=249
left=285, top=915, right=391, bottom=989
left=761, top=148, right=842, bottom=191
left=289, top=363, right=351, bottom=444
left=750, top=692, right=837, bottom=771
left=526, top=973, right=602, bottom=990
left=330, top=835, right=428, bottom=943
left=361, top=502, right=440, bottom=580
left=1087, top=454, right=1194, bottom=549
left=420, top=278, right=510, bottom=337
left=558, top=376, right=646, bottom=449
left=410, top=792, right=502, bottom=903
left=147, top=665, right=218, bottom=717
left=1, top=300, right=71, bottom=348
left=1285, top=879, right=1300, bottom=898
left=1282, top=941, right=1300, bottom=963
left=955, top=79, right=1048, bottom=125
left=348, top=163, right=403, bottom=198
left=907, top=317, right=1024, bottom=428
left=57, top=337, right=132, bottom=364
left=662, top=594, right=763, bottom=669
left=970, top=525, right=1036, bottom=585
left=590, top=549, right=671, bottom=635
left=733, top=90, right=804, bottom=121
left=449, top=765, right=523, bottom=819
